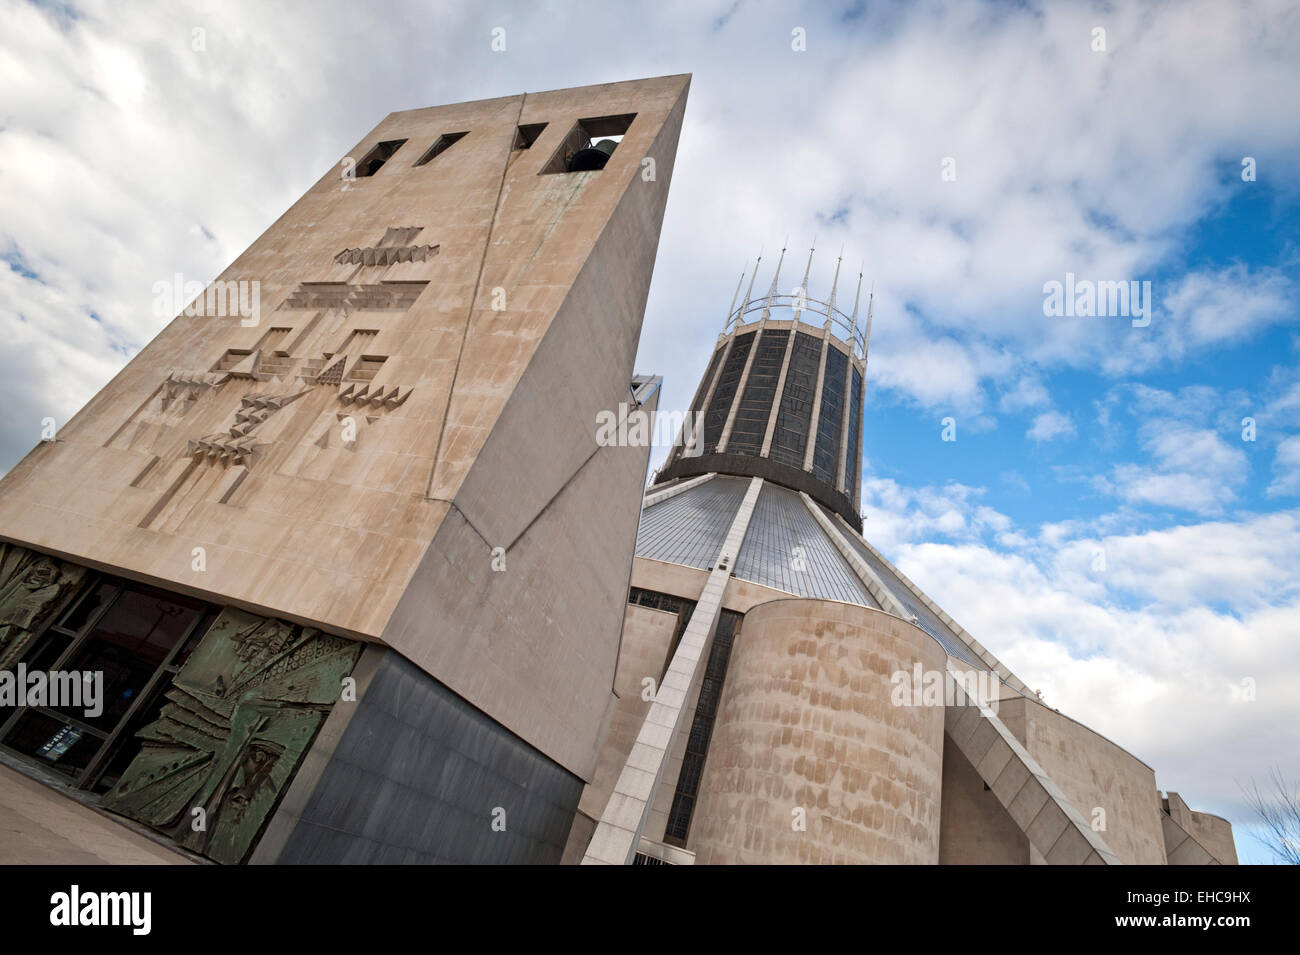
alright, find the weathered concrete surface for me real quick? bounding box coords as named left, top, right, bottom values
left=563, top=601, right=679, bottom=860
left=997, top=695, right=1165, bottom=865
left=689, top=598, right=947, bottom=864
left=938, top=734, right=1028, bottom=864
left=1166, top=791, right=1238, bottom=865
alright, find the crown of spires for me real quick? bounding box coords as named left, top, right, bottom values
left=725, top=239, right=873, bottom=358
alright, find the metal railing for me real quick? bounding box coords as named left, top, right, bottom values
left=723, top=292, right=867, bottom=359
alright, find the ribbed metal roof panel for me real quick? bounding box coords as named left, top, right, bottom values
left=827, top=511, right=988, bottom=670
left=635, top=475, right=747, bottom=570
left=733, top=483, right=879, bottom=607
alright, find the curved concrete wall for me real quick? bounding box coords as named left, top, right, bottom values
left=1167, top=792, right=1238, bottom=864
left=688, top=598, right=947, bottom=864
left=997, top=696, right=1166, bottom=865
left=1186, top=811, right=1237, bottom=865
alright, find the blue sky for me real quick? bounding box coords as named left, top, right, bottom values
left=1, top=0, right=1298, bottom=862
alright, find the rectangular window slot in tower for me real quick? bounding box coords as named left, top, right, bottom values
left=414, top=131, right=468, bottom=166
left=354, top=139, right=407, bottom=177
left=539, top=114, right=636, bottom=174
left=513, top=123, right=547, bottom=150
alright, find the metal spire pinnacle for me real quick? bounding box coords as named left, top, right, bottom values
left=800, top=237, right=816, bottom=291
left=725, top=264, right=746, bottom=331
left=760, top=241, right=788, bottom=322
left=827, top=243, right=844, bottom=318
left=850, top=265, right=864, bottom=356
left=863, top=279, right=875, bottom=364
left=795, top=237, right=816, bottom=320
left=738, top=249, right=762, bottom=328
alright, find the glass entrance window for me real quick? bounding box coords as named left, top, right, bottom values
left=4, top=709, right=102, bottom=776
left=0, top=573, right=214, bottom=790
left=54, top=587, right=204, bottom=730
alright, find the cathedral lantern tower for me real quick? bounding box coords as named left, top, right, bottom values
left=656, top=243, right=870, bottom=531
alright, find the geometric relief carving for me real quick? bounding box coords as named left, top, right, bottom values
left=121, top=239, right=431, bottom=522
left=0, top=543, right=88, bottom=671
left=105, top=371, right=225, bottom=451
left=334, top=225, right=436, bottom=268
left=187, top=390, right=308, bottom=465
left=377, top=226, right=424, bottom=246
left=277, top=281, right=428, bottom=311
left=333, top=243, right=439, bottom=267
left=162, top=370, right=226, bottom=405
left=315, top=357, right=347, bottom=386
left=335, top=329, right=378, bottom=357
left=101, top=607, right=363, bottom=864
left=212, top=349, right=262, bottom=379
left=336, top=381, right=411, bottom=410
left=138, top=391, right=311, bottom=528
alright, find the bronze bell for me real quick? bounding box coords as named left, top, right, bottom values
left=567, top=137, right=618, bottom=172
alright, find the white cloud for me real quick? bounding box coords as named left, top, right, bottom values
left=866, top=474, right=1300, bottom=855
left=1164, top=264, right=1294, bottom=348
left=1267, top=435, right=1300, bottom=497
left=999, top=375, right=1050, bottom=413
left=4, top=0, right=1300, bottom=470
left=1101, top=464, right=1235, bottom=514
left=861, top=476, right=1015, bottom=554
left=1026, top=410, right=1075, bottom=443
left=1090, top=386, right=1252, bottom=515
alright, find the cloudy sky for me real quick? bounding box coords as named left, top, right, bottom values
left=2, top=0, right=1298, bottom=862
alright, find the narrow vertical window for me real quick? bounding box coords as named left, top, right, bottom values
left=663, top=609, right=742, bottom=846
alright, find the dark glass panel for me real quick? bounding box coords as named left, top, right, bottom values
left=13, top=630, right=74, bottom=675
left=769, top=332, right=822, bottom=468
left=663, top=610, right=742, bottom=845
left=702, top=333, right=754, bottom=453
left=54, top=587, right=204, bottom=730
left=843, top=366, right=864, bottom=492
left=5, top=709, right=101, bottom=777
left=88, top=676, right=173, bottom=794
left=174, top=607, right=219, bottom=667
left=727, top=330, right=789, bottom=454
left=54, top=580, right=116, bottom=633
left=812, top=346, right=848, bottom=484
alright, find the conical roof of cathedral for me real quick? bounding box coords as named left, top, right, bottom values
left=635, top=474, right=1027, bottom=688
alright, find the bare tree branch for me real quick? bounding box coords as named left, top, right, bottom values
left=1241, top=768, right=1300, bottom=865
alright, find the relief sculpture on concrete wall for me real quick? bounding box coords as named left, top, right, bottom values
left=0, top=543, right=88, bottom=672
left=102, top=607, right=362, bottom=864
left=109, top=230, right=428, bottom=531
